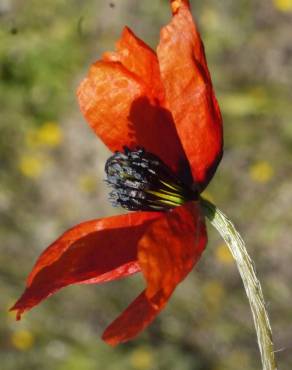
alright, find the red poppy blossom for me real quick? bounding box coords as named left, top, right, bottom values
left=11, top=0, right=223, bottom=345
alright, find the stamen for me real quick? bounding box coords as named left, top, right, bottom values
left=105, top=147, right=198, bottom=211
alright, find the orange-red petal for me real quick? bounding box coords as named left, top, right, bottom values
left=102, top=291, right=159, bottom=345
left=77, top=31, right=189, bottom=176
left=157, top=1, right=223, bottom=190
left=103, top=26, right=164, bottom=99
left=102, top=202, right=207, bottom=345
left=10, top=212, right=162, bottom=319
left=138, top=202, right=206, bottom=302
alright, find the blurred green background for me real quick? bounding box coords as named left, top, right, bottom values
left=1, top=0, right=292, bottom=369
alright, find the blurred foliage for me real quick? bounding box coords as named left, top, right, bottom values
left=1, top=0, right=292, bottom=369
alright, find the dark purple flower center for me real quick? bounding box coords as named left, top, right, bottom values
left=105, top=147, right=198, bottom=211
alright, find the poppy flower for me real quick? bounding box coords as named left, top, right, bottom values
left=11, top=0, right=223, bottom=345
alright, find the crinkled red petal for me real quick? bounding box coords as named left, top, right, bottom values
left=10, top=212, right=162, bottom=320
left=157, top=1, right=223, bottom=190
left=77, top=30, right=189, bottom=176
left=102, top=202, right=207, bottom=345
left=103, top=26, right=164, bottom=100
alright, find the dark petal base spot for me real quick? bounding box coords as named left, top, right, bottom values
left=105, top=147, right=198, bottom=211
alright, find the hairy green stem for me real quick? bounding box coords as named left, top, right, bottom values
left=201, top=198, right=277, bottom=370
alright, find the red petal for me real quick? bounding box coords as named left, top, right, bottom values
left=138, top=202, right=206, bottom=302
left=103, top=27, right=164, bottom=99
left=102, top=291, right=159, bottom=345
left=157, top=1, right=223, bottom=190
left=77, top=31, right=189, bottom=176
left=10, top=212, right=162, bottom=319
left=102, top=202, right=207, bottom=344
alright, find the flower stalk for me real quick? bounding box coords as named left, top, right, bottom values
left=201, top=198, right=277, bottom=370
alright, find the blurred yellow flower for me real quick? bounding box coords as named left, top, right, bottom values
left=19, top=155, right=43, bottom=178
left=130, top=347, right=153, bottom=370
left=38, top=122, right=62, bottom=147
left=273, top=0, right=292, bottom=12
left=26, top=122, right=62, bottom=148
left=215, top=243, right=233, bottom=265
left=78, top=174, right=97, bottom=193
left=249, top=161, right=274, bottom=183
left=11, top=329, right=34, bottom=351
